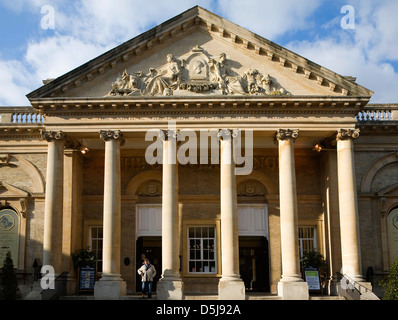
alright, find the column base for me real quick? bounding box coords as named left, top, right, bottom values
left=218, top=279, right=245, bottom=300
left=94, top=275, right=126, bottom=300
left=277, top=281, right=309, bottom=300
left=156, top=279, right=184, bottom=300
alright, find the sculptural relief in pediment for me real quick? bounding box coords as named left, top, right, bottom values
left=106, top=46, right=290, bottom=97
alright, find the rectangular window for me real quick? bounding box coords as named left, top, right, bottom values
left=188, top=226, right=216, bottom=274
left=298, top=226, right=317, bottom=260
left=89, top=226, right=103, bottom=273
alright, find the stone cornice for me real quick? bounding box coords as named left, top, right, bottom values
left=0, top=126, right=43, bottom=139
left=30, top=96, right=369, bottom=117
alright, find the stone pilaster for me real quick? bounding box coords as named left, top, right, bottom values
left=276, top=129, right=309, bottom=300
left=336, top=129, right=366, bottom=283
left=217, top=129, right=245, bottom=300
left=94, top=130, right=126, bottom=299
left=156, top=129, right=184, bottom=300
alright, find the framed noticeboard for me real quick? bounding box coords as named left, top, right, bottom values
left=304, top=267, right=321, bottom=293
left=78, top=266, right=96, bottom=293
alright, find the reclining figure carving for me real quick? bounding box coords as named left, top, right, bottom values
left=106, top=49, right=290, bottom=97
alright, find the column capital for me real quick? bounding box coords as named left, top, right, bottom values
left=158, top=129, right=180, bottom=141
left=40, top=129, right=66, bottom=142
left=100, top=130, right=125, bottom=146
left=41, top=130, right=81, bottom=149
left=217, top=129, right=239, bottom=141
left=336, top=128, right=360, bottom=141
left=275, top=129, right=299, bottom=142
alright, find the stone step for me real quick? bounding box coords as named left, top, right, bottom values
left=184, top=295, right=219, bottom=300
left=309, top=295, right=346, bottom=300
left=360, top=291, right=380, bottom=300
left=60, top=293, right=347, bottom=300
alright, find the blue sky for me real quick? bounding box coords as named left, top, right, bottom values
left=0, top=0, right=397, bottom=105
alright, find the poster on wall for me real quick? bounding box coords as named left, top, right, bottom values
left=78, top=266, right=96, bottom=293
left=304, top=267, right=321, bottom=292
left=0, top=208, right=19, bottom=267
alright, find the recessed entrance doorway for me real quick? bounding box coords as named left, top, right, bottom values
left=136, top=236, right=162, bottom=293
left=239, top=236, right=270, bottom=292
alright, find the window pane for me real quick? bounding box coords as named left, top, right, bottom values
left=97, top=227, right=103, bottom=238
left=209, top=250, right=214, bottom=260
left=209, top=227, right=214, bottom=238
left=298, top=226, right=317, bottom=260
left=188, top=226, right=216, bottom=273
left=203, top=261, right=209, bottom=273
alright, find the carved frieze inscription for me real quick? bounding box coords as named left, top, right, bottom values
left=121, top=156, right=278, bottom=170
left=106, top=46, right=290, bottom=97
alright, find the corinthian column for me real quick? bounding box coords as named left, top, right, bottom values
left=94, top=130, right=126, bottom=300
left=41, top=130, right=66, bottom=274
left=276, top=129, right=308, bottom=300
left=217, top=129, right=245, bottom=300
left=156, top=129, right=184, bottom=300
left=336, top=129, right=365, bottom=283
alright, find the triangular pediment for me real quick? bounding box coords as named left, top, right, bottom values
left=26, top=6, right=373, bottom=102
left=0, top=181, right=30, bottom=198
left=377, top=184, right=398, bottom=197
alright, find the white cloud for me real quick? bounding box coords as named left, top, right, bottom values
left=286, top=0, right=398, bottom=103
left=286, top=38, right=398, bottom=103
left=25, top=36, right=112, bottom=80
left=47, top=0, right=216, bottom=46
left=0, top=60, right=37, bottom=106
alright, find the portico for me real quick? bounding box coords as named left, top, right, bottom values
left=17, top=6, right=376, bottom=300
left=36, top=110, right=369, bottom=300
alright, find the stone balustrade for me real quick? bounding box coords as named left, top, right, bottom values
left=0, top=107, right=45, bottom=124
left=356, top=104, right=398, bottom=121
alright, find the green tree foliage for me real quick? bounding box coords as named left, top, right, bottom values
left=1, top=251, right=19, bottom=300
left=380, top=259, right=398, bottom=300
left=71, top=249, right=96, bottom=269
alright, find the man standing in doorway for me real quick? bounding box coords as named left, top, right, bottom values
left=137, top=259, right=157, bottom=300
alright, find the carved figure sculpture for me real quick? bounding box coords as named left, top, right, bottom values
left=166, top=54, right=183, bottom=88
left=105, top=49, right=290, bottom=97
left=210, top=53, right=246, bottom=95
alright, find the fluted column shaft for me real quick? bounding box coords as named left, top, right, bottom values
left=337, top=129, right=364, bottom=281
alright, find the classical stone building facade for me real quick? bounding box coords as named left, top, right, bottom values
left=0, top=6, right=396, bottom=300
